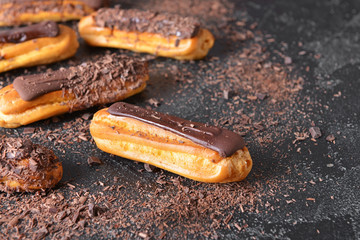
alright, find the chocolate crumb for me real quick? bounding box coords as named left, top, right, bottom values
left=326, top=134, right=335, bottom=142
left=147, top=98, right=161, bottom=107
left=255, top=92, right=267, bottom=100
left=284, top=56, right=292, bottom=65
left=309, top=127, right=322, bottom=139
left=144, top=163, right=157, bottom=172
left=87, top=156, right=103, bottom=166
left=223, top=89, right=229, bottom=99
left=23, top=127, right=36, bottom=134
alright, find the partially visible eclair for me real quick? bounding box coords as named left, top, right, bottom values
left=0, top=0, right=106, bottom=26
left=90, top=102, right=252, bottom=183
left=0, top=21, right=79, bottom=73
left=79, top=7, right=215, bottom=60
left=0, top=54, right=149, bottom=128
left=0, top=136, right=63, bottom=192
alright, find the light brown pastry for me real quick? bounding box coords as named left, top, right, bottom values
left=79, top=7, right=215, bottom=60
left=0, top=54, right=148, bottom=128
left=0, top=21, right=79, bottom=73
left=0, top=0, right=105, bottom=27
left=90, top=102, right=252, bottom=183
left=0, top=136, right=63, bottom=192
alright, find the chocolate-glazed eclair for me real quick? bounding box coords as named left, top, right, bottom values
left=0, top=21, right=79, bottom=73
left=79, top=7, right=215, bottom=60
left=0, top=54, right=148, bottom=128
left=0, top=0, right=106, bottom=27
left=0, top=136, right=63, bottom=192
left=90, top=102, right=252, bottom=183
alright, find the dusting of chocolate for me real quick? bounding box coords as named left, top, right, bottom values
left=13, top=54, right=148, bottom=111
left=108, top=102, right=245, bottom=157
left=94, top=7, right=200, bottom=40
left=0, top=136, right=59, bottom=192
left=0, top=21, right=59, bottom=44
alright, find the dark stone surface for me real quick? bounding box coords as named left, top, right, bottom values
left=0, top=0, right=359, bottom=239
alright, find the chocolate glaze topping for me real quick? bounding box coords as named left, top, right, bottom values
left=13, top=70, right=71, bottom=101
left=95, top=7, right=200, bottom=40
left=108, top=102, right=246, bottom=158
left=0, top=21, right=59, bottom=44
left=13, top=54, right=148, bottom=110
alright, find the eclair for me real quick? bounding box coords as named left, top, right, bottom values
left=0, top=54, right=148, bottom=128
left=90, top=102, right=252, bottom=183
left=0, top=21, right=79, bottom=73
left=79, top=7, right=215, bottom=60
left=0, top=136, right=63, bottom=192
left=0, top=0, right=105, bottom=27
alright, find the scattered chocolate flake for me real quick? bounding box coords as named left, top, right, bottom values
left=88, top=203, right=97, bottom=217
left=326, top=134, right=335, bottom=142
left=87, top=156, right=103, bottom=166
left=23, top=127, right=36, bottom=134
left=7, top=216, right=19, bottom=228
left=144, top=163, right=157, bottom=172
left=34, top=227, right=48, bottom=239
left=284, top=56, right=292, bottom=65
left=223, top=89, right=229, bottom=99
left=309, top=127, right=322, bottom=139
left=139, top=232, right=148, bottom=239
left=81, top=113, right=92, bottom=120
left=79, top=196, right=88, bottom=205
left=147, top=98, right=161, bottom=107
left=255, top=92, right=267, bottom=100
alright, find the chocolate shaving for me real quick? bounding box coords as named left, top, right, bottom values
left=326, top=134, right=335, bottom=142
left=95, top=7, right=200, bottom=40
left=0, top=21, right=59, bottom=44
left=309, top=127, right=322, bottom=139
left=144, top=163, right=157, bottom=172
left=87, top=156, right=103, bottom=166
left=108, top=102, right=246, bottom=157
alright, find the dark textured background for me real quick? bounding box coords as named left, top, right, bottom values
left=1, top=0, right=359, bottom=239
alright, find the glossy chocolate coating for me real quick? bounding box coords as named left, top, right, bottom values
left=13, top=69, right=71, bottom=101
left=0, top=21, right=59, bottom=43
left=108, top=102, right=246, bottom=157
